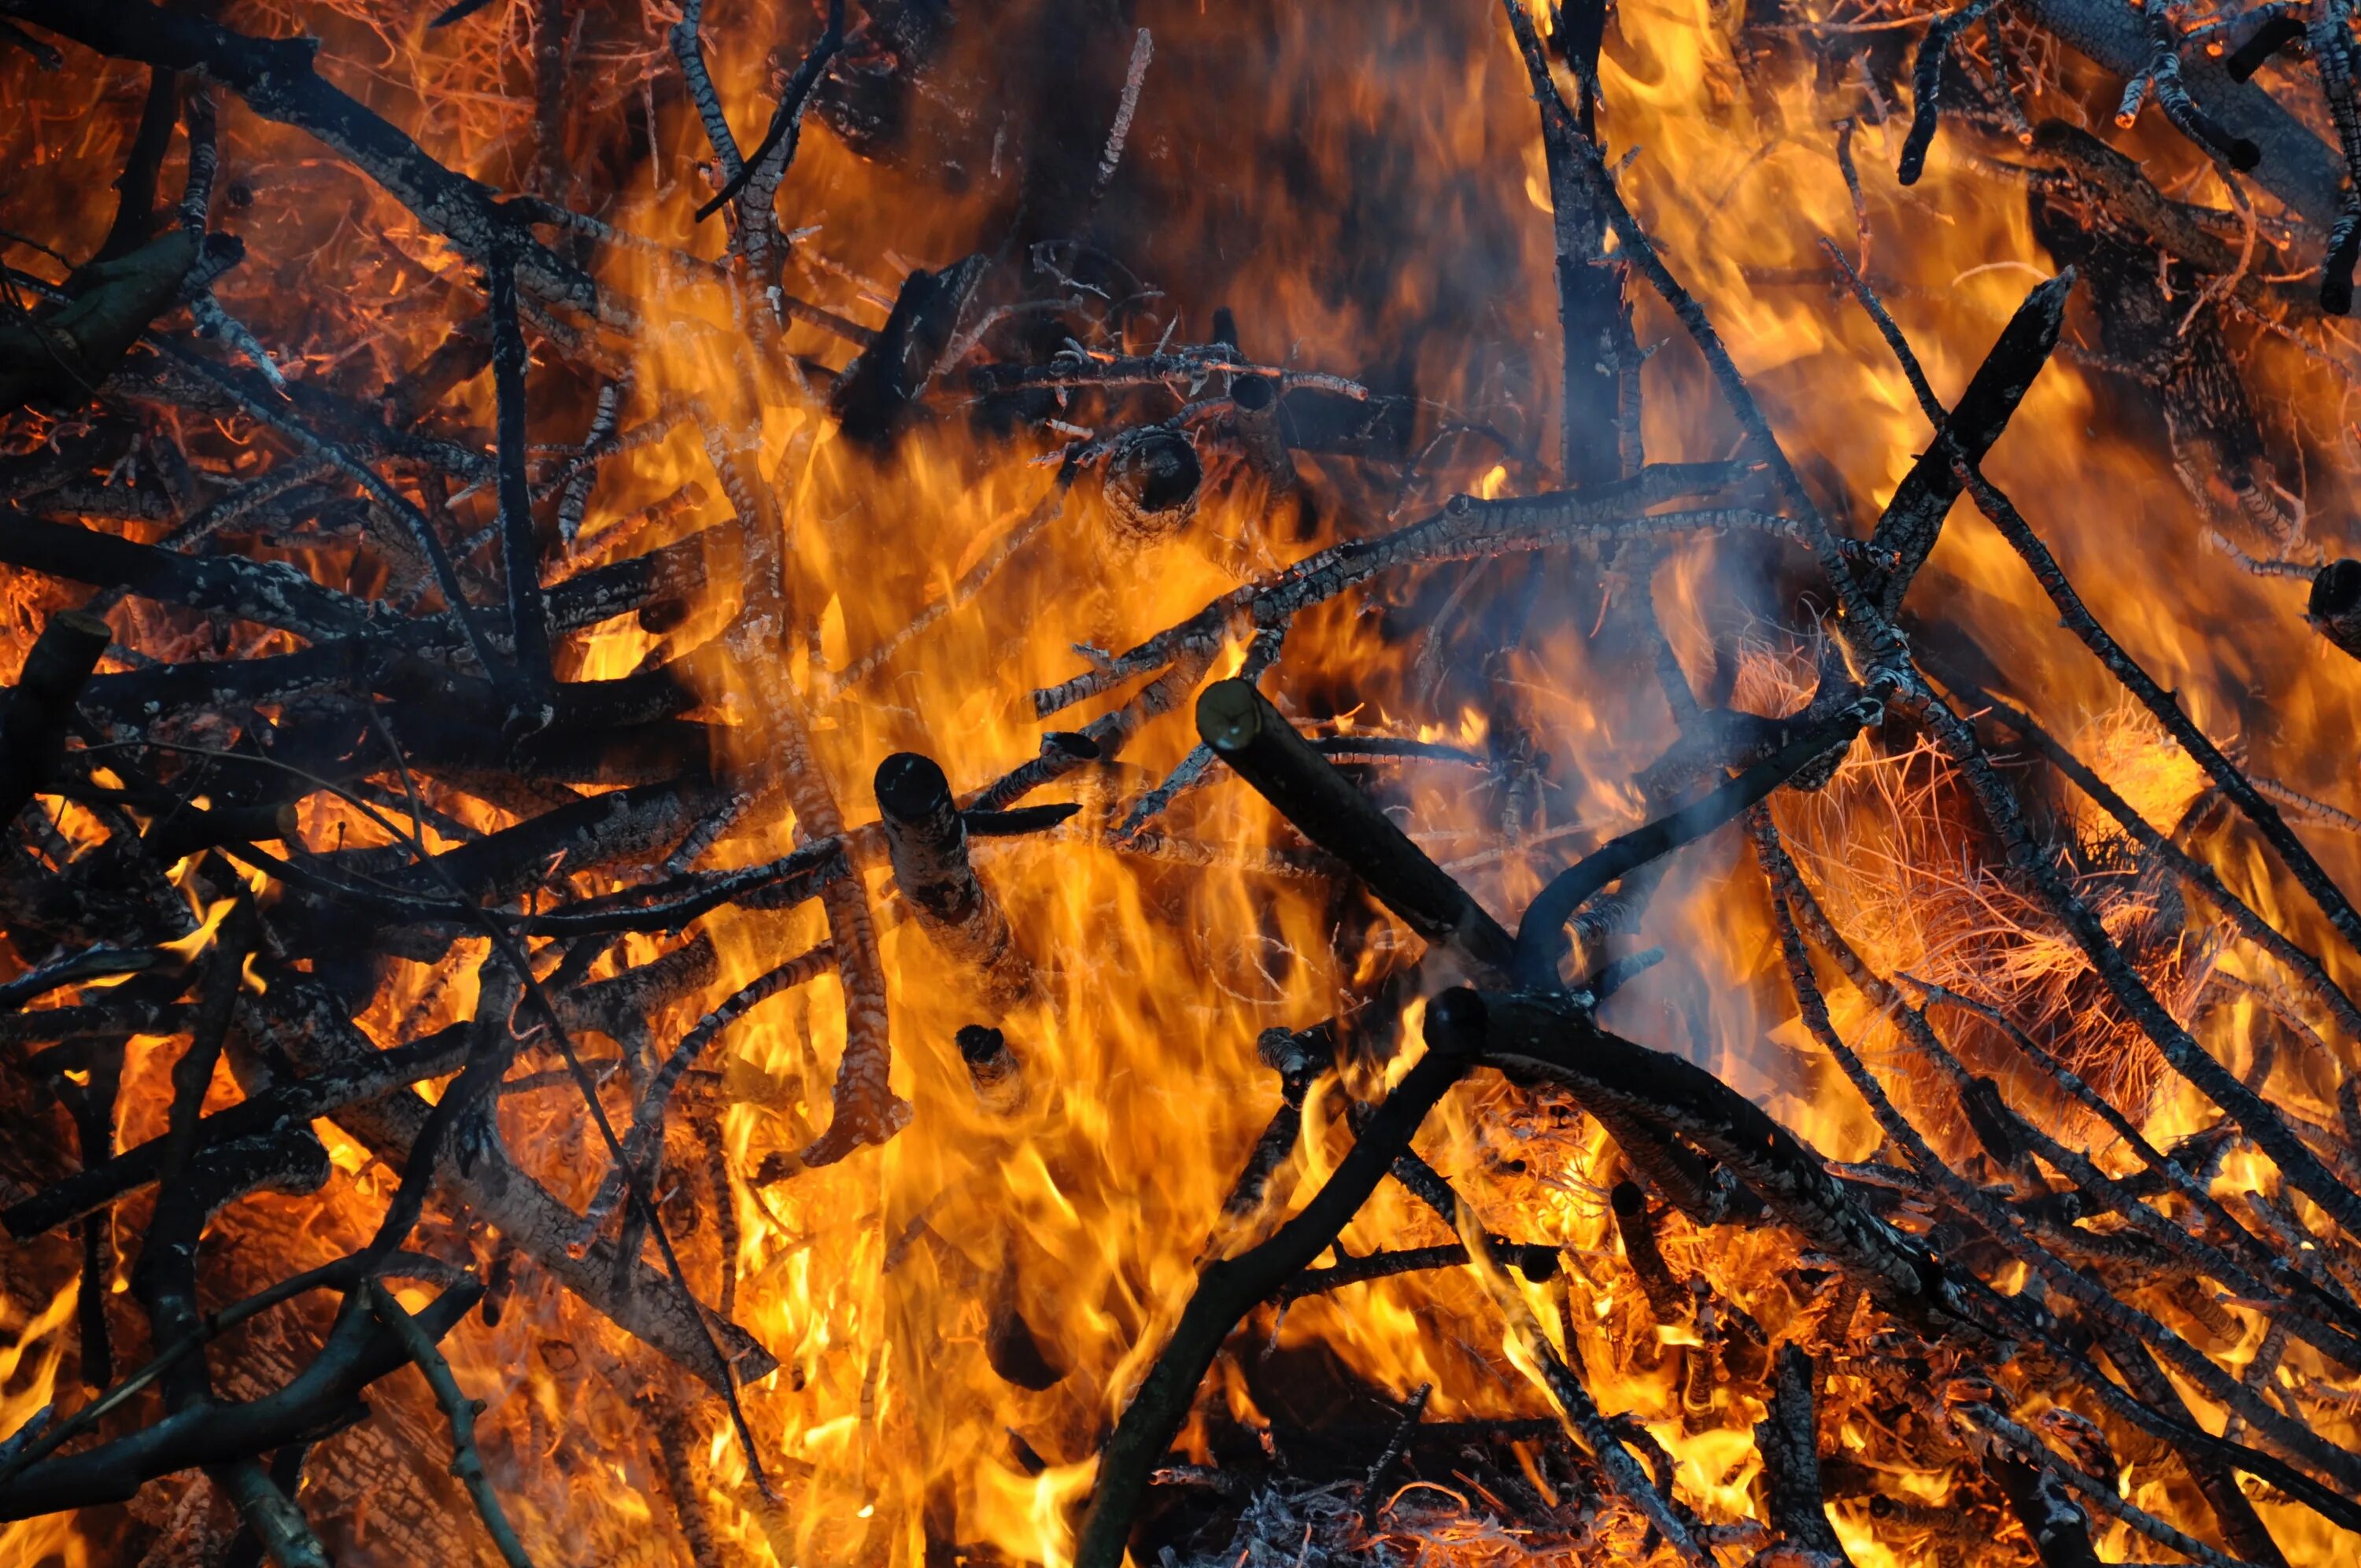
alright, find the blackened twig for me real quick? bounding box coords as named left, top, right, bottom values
left=1899, top=0, right=2001, bottom=184
left=694, top=0, right=846, bottom=223
left=1953, top=462, right=2361, bottom=980
left=488, top=231, right=548, bottom=713
left=1278, top=1240, right=1561, bottom=1304
left=669, top=0, right=741, bottom=189
left=0, top=607, right=110, bottom=828
left=1069, top=996, right=1483, bottom=1568
left=1361, top=1382, right=1432, bottom=1529
left=1818, top=238, right=1939, bottom=420
left=2137, top=11, right=2263, bottom=169
left=577, top=941, right=833, bottom=1238
left=1834, top=119, right=1873, bottom=269
left=366, top=1282, right=536, bottom=1568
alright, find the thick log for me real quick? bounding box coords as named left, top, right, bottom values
left=875, top=752, right=1033, bottom=1005
left=139, top=802, right=297, bottom=865
left=2019, top=0, right=2342, bottom=225
left=1102, top=427, right=1203, bottom=545
left=0, top=608, right=112, bottom=827
left=2308, top=559, right=2361, bottom=661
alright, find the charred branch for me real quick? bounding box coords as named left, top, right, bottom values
left=1069, top=995, right=1482, bottom=1568
left=0, top=608, right=110, bottom=828
left=876, top=751, right=1035, bottom=1005
left=1753, top=1345, right=1850, bottom=1566
left=1196, top=678, right=1516, bottom=979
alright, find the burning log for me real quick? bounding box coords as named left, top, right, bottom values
left=1752, top=1346, right=1849, bottom=1567
left=1195, top=678, right=1516, bottom=979
left=955, top=1023, right=1026, bottom=1115
left=1101, top=426, right=1203, bottom=544
left=876, top=751, right=1035, bottom=1004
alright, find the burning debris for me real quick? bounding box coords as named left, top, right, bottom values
left=6, top=0, right=2361, bottom=1565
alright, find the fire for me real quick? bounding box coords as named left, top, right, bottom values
left=4, top=0, right=2361, bottom=1564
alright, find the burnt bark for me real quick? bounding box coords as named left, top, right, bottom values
left=0, top=608, right=111, bottom=828
left=876, top=751, right=1034, bottom=1004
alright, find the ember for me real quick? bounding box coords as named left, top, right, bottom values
left=5, top=0, right=2361, bottom=1564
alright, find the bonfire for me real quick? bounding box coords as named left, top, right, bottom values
left=3, top=0, right=2361, bottom=1564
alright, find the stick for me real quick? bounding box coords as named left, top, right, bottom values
left=1513, top=692, right=1880, bottom=984
left=1456, top=1203, right=1705, bottom=1562
left=488, top=231, right=549, bottom=712
left=1084, top=28, right=1154, bottom=220
left=1954, top=467, right=2361, bottom=1013
left=1754, top=1345, right=1850, bottom=1564
left=1361, top=1382, right=1432, bottom=1529
left=1197, top=678, right=1517, bottom=978
left=1898, top=0, right=2001, bottom=184
left=367, top=1282, right=535, bottom=1568
left=1069, top=994, right=1483, bottom=1568
left=876, top=752, right=1034, bottom=1004
left=0, top=608, right=111, bottom=828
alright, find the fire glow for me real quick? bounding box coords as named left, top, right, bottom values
left=5, top=0, right=2361, bottom=1565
